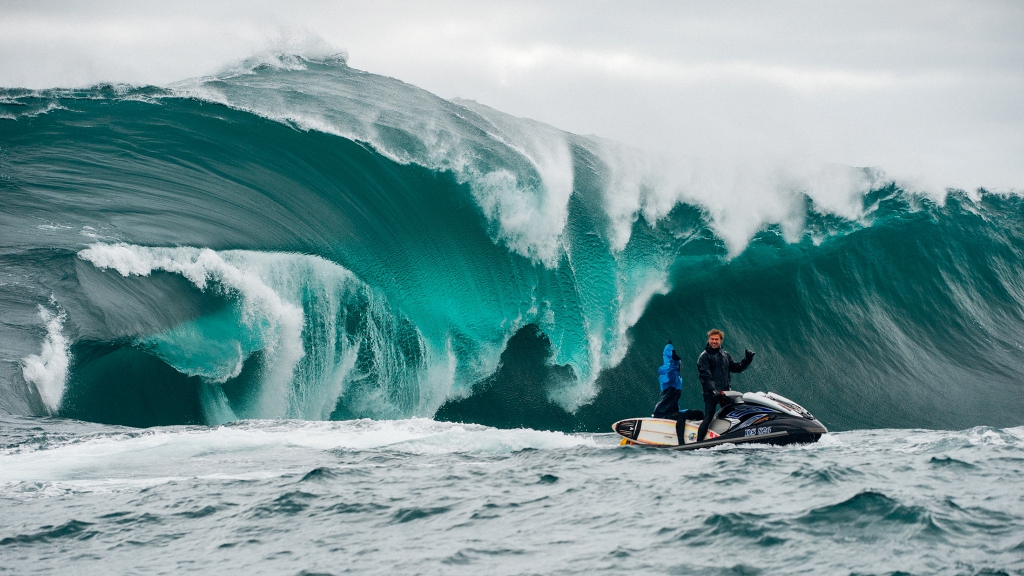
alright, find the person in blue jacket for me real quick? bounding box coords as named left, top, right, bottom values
left=653, top=341, right=683, bottom=418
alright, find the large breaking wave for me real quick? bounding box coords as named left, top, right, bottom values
left=1, top=55, right=1022, bottom=431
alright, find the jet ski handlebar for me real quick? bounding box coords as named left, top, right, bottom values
left=719, top=390, right=744, bottom=404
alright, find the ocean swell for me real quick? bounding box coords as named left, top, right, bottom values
left=1, top=56, right=1022, bottom=431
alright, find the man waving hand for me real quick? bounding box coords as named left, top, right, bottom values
left=696, top=329, right=755, bottom=442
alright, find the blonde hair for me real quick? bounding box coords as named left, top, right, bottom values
left=707, top=329, right=724, bottom=339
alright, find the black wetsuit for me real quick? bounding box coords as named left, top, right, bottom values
left=696, top=344, right=753, bottom=441
left=652, top=387, right=681, bottom=419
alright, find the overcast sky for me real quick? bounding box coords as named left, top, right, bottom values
left=2, top=0, right=1022, bottom=190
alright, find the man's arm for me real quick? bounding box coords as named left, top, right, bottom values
left=729, top=350, right=755, bottom=373
left=697, top=353, right=715, bottom=394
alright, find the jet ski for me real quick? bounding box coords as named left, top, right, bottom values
left=612, top=390, right=827, bottom=450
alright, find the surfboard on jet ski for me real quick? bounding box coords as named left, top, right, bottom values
left=612, top=391, right=827, bottom=450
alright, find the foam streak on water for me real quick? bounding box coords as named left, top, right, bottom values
left=1, top=416, right=1021, bottom=575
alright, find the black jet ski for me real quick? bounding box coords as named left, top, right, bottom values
left=612, top=390, right=827, bottom=450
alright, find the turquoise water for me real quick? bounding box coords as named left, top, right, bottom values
left=1, top=54, right=1023, bottom=574
left=2, top=59, right=1022, bottom=431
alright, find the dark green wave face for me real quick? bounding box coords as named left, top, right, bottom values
left=1, top=57, right=1022, bottom=431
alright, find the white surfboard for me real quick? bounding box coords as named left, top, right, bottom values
left=612, top=418, right=710, bottom=446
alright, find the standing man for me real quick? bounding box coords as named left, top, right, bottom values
left=696, top=329, right=755, bottom=441
left=652, top=341, right=683, bottom=419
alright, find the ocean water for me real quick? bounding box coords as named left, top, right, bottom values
left=2, top=417, right=1023, bottom=575
left=2, top=53, right=1024, bottom=574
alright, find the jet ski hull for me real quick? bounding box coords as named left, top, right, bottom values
left=670, top=414, right=826, bottom=450
left=612, top=391, right=827, bottom=450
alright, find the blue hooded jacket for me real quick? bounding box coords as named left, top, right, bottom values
left=657, top=343, right=682, bottom=390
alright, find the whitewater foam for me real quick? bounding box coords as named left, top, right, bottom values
left=169, top=59, right=582, bottom=267
left=20, top=305, right=70, bottom=415
left=79, top=244, right=305, bottom=419
left=76, top=244, right=470, bottom=423
left=0, top=418, right=598, bottom=486
left=174, top=55, right=897, bottom=259
left=454, top=100, right=575, bottom=265
left=584, top=136, right=888, bottom=255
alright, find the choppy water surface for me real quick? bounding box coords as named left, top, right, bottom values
left=2, top=416, right=1022, bottom=575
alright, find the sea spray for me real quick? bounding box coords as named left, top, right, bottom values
left=21, top=305, right=70, bottom=414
